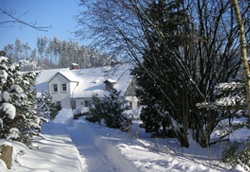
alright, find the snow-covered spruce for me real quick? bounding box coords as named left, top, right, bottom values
left=37, top=91, right=62, bottom=120
left=0, top=56, right=47, bottom=145
left=88, top=88, right=128, bottom=129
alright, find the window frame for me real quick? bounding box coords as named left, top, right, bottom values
left=85, top=100, right=89, bottom=107
left=53, top=84, right=58, bottom=93
left=61, top=83, right=67, bottom=92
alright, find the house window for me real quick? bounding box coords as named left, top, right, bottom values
left=85, top=100, right=89, bottom=107
left=53, top=84, right=58, bottom=93
left=129, top=102, right=133, bottom=108
left=61, top=84, right=67, bottom=92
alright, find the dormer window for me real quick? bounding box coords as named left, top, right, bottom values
left=53, top=84, right=58, bottom=93
left=61, top=84, right=67, bottom=92
left=104, top=79, right=117, bottom=91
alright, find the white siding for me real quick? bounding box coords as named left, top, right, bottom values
left=49, top=73, right=71, bottom=109
left=74, top=98, right=92, bottom=109
left=125, top=96, right=138, bottom=109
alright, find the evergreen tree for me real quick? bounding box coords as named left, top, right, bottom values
left=197, top=80, right=246, bottom=111
left=23, top=42, right=31, bottom=60
left=131, top=0, right=185, bottom=138
left=37, top=91, right=61, bottom=120
left=0, top=56, right=47, bottom=145
left=88, top=89, right=127, bottom=128
left=132, top=64, right=168, bottom=137
left=88, top=94, right=103, bottom=124
left=101, top=89, right=127, bottom=128
left=30, top=48, right=37, bottom=61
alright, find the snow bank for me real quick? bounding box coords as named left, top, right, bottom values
left=54, top=109, right=73, bottom=124
left=229, top=164, right=246, bottom=172
left=0, top=119, right=87, bottom=172
left=73, top=107, right=89, bottom=115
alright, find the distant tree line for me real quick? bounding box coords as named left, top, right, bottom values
left=3, top=36, right=116, bottom=70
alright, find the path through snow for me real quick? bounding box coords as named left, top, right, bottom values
left=54, top=109, right=245, bottom=172
left=65, top=115, right=140, bottom=172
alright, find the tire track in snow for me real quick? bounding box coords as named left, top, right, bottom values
left=66, top=118, right=141, bottom=172
left=67, top=126, right=115, bottom=172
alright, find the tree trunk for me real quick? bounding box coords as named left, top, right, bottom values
left=232, top=0, right=250, bottom=122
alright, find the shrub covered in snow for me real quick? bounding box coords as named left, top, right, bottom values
left=86, top=94, right=103, bottom=123
left=73, top=107, right=89, bottom=119
left=37, top=91, right=62, bottom=120
left=88, top=89, right=128, bottom=128
left=222, top=139, right=250, bottom=171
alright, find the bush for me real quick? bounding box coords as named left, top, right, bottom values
left=89, top=89, right=127, bottom=128
left=50, top=102, right=62, bottom=120
left=222, top=140, right=250, bottom=171
left=88, top=94, right=103, bottom=124
left=85, top=114, right=100, bottom=123
left=37, top=91, right=61, bottom=120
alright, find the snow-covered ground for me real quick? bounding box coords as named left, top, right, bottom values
left=0, top=109, right=246, bottom=172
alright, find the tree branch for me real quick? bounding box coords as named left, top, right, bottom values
left=0, top=8, right=50, bottom=32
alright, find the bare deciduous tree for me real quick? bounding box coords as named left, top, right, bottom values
left=75, top=0, right=250, bottom=147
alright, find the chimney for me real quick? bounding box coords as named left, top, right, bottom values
left=71, top=63, right=79, bottom=70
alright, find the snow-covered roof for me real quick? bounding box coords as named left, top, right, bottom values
left=104, top=79, right=117, bottom=83
left=76, top=64, right=132, bottom=98
left=32, top=64, right=133, bottom=98
left=47, top=70, right=80, bottom=83
left=35, top=68, right=69, bottom=94
left=72, top=63, right=79, bottom=66
left=48, top=64, right=133, bottom=98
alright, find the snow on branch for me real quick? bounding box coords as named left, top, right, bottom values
left=0, top=102, right=16, bottom=119
left=196, top=81, right=246, bottom=111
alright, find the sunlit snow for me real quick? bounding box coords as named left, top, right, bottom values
left=0, top=102, right=16, bottom=119
left=1, top=109, right=247, bottom=172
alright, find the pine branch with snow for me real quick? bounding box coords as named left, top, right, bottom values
left=197, top=80, right=247, bottom=111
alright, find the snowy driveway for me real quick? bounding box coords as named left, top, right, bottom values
left=66, top=118, right=140, bottom=172
left=2, top=109, right=244, bottom=172
left=54, top=109, right=242, bottom=172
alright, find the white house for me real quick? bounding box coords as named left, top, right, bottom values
left=35, top=64, right=138, bottom=110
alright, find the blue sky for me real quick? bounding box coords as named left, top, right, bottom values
left=0, top=0, right=87, bottom=50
